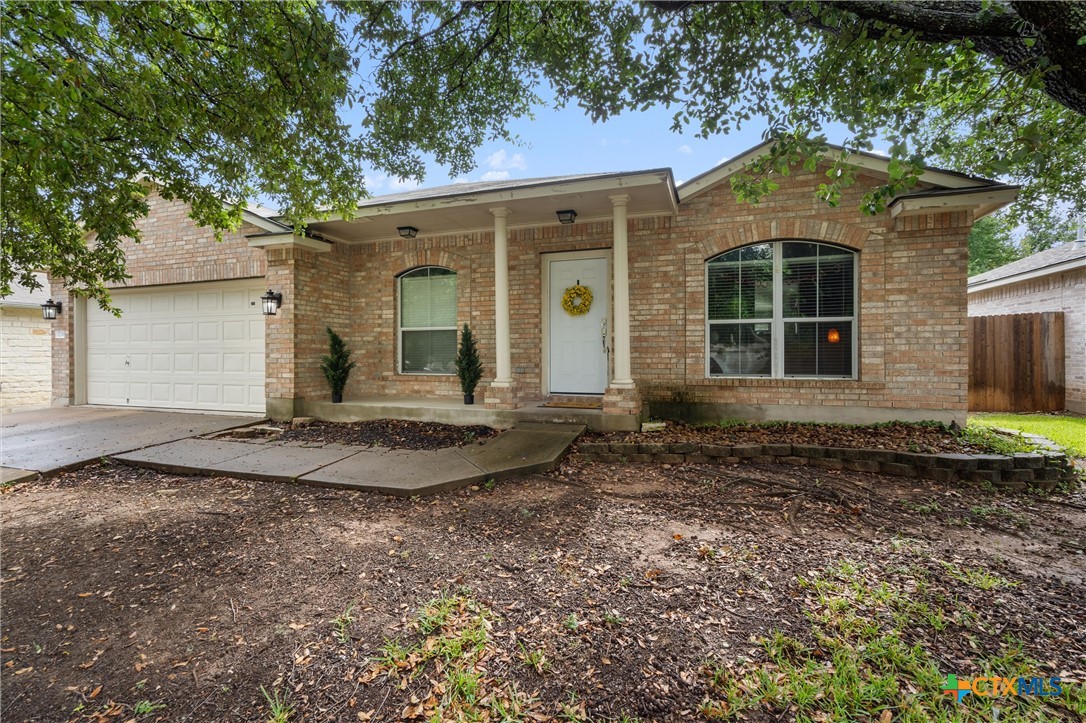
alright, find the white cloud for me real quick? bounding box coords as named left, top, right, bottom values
left=387, top=176, right=422, bottom=191
left=362, top=174, right=386, bottom=193
left=485, top=149, right=527, bottom=171
left=871, top=148, right=890, bottom=157
left=677, top=144, right=692, bottom=155
left=480, top=170, right=511, bottom=182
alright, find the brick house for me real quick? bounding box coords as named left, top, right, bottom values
left=49, top=143, right=1017, bottom=429
left=968, top=240, right=1086, bottom=415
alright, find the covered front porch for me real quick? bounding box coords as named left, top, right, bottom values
left=249, top=171, right=677, bottom=426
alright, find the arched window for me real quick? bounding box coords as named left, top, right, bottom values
left=706, top=241, right=856, bottom=378
left=398, top=266, right=457, bottom=374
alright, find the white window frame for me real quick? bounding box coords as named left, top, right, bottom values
left=705, top=241, right=858, bottom=380
left=397, top=266, right=457, bottom=376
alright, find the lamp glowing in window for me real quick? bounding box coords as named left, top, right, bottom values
left=827, top=327, right=841, bottom=344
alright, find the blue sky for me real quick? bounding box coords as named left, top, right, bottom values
left=360, top=100, right=875, bottom=196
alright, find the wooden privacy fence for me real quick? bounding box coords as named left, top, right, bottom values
left=969, top=312, right=1065, bottom=412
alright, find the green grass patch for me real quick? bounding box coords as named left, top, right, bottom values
left=700, top=560, right=1083, bottom=721
left=362, top=590, right=539, bottom=720
left=970, top=413, right=1086, bottom=458
left=959, top=422, right=1042, bottom=456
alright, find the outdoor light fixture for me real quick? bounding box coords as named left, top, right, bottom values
left=397, top=225, right=419, bottom=239
left=556, top=209, right=577, bottom=225
left=827, top=327, right=841, bottom=344
left=41, top=299, right=62, bottom=320
left=261, top=289, right=284, bottom=315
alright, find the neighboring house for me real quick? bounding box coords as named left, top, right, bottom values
left=968, top=241, right=1086, bottom=415
left=48, top=142, right=1017, bottom=428
left=1, top=273, right=53, bottom=412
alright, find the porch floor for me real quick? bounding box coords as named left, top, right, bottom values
left=297, top=395, right=640, bottom=432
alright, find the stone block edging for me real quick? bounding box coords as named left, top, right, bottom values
left=575, top=442, right=1075, bottom=490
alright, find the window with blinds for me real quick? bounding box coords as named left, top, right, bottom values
left=706, top=241, right=856, bottom=379
left=399, top=266, right=457, bottom=374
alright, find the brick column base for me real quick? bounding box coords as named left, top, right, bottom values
left=483, top=382, right=518, bottom=410
left=603, top=385, right=643, bottom=417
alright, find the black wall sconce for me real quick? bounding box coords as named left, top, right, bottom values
left=261, top=289, right=284, bottom=315
left=41, top=299, right=62, bottom=320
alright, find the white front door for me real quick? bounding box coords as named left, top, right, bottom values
left=548, top=256, right=609, bottom=394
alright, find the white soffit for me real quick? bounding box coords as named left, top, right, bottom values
left=889, top=187, right=1020, bottom=219
left=303, top=171, right=677, bottom=244
left=246, top=232, right=333, bottom=253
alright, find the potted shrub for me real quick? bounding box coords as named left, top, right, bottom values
left=320, top=327, right=356, bottom=403
left=455, top=323, right=483, bottom=405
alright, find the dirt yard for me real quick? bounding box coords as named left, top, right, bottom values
left=3, top=452, right=1085, bottom=721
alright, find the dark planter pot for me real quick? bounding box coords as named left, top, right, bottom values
left=331, top=393, right=343, bottom=404
left=464, top=394, right=475, bottom=405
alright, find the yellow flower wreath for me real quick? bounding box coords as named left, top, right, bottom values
left=561, top=284, right=593, bottom=316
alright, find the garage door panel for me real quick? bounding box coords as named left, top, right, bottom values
left=86, top=280, right=265, bottom=413
left=174, top=322, right=195, bottom=342
left=222, top=353, right=246, bottom=373
left=129, top=324, right=149, bottom=343
left=151, top=383, right=171, bottom=402
left=151, top=294, right=172, bottom=314
left=198, top=322, right=219, bottom=342
left=222, top=320, right=246, bottom=342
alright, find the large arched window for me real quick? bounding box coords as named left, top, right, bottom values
left=706, top=241, right=856, bottom=378
left=398, top=266, right=457, bottom=374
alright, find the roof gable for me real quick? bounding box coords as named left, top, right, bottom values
left=676, top=141, right=998, bottom=203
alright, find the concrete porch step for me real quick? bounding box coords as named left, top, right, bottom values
left=112, top=422, right=585, bottom=497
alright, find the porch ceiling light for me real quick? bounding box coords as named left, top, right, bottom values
left=397, top=225, right=419, bottom=239
left=556, top=209, right=577, bottom=225
left=261, top=289, right=283, bottom=315
left=41, top=299, right=62, bottom=320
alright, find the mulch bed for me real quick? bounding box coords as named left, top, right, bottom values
left=270, top=419, right=498, bottom=450
left=583, top=420, right=985, bottom=454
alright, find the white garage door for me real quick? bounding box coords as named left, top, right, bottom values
left=87, top=280, right=266, bottom=413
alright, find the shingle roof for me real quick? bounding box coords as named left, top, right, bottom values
left=968, top=242, right=1086, bottom=286
left=354, top=171, right=660, bottom=208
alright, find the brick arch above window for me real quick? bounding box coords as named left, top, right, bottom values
left=697, top=218, right=872, bottom=261
left=390, top=248, right=471, bottom=277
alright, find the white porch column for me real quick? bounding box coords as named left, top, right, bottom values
left=610, top=194, right=634, bottom=386
left=490, top=206, right=513, bottom=386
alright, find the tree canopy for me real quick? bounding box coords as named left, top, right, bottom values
left=4, top=1, right=1084, bottom=307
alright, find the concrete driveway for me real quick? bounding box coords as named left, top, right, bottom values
left=1, top=407, right=258, bottom=482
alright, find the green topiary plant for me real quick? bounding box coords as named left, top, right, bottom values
left=455, top=323, right=483, bottom=404
left=320, top=327, right=356, bottom=403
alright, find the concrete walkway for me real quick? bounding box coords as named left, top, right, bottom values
left=1, top=407, right=258, bottom=484
left=114, top=422, right=583, bottom=496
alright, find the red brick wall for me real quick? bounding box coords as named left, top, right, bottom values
left=315, top=166, right=971, bottom=423
left=969, top=267, right=1086, bottom=414
left=51, top=171, right=975, bottom=424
